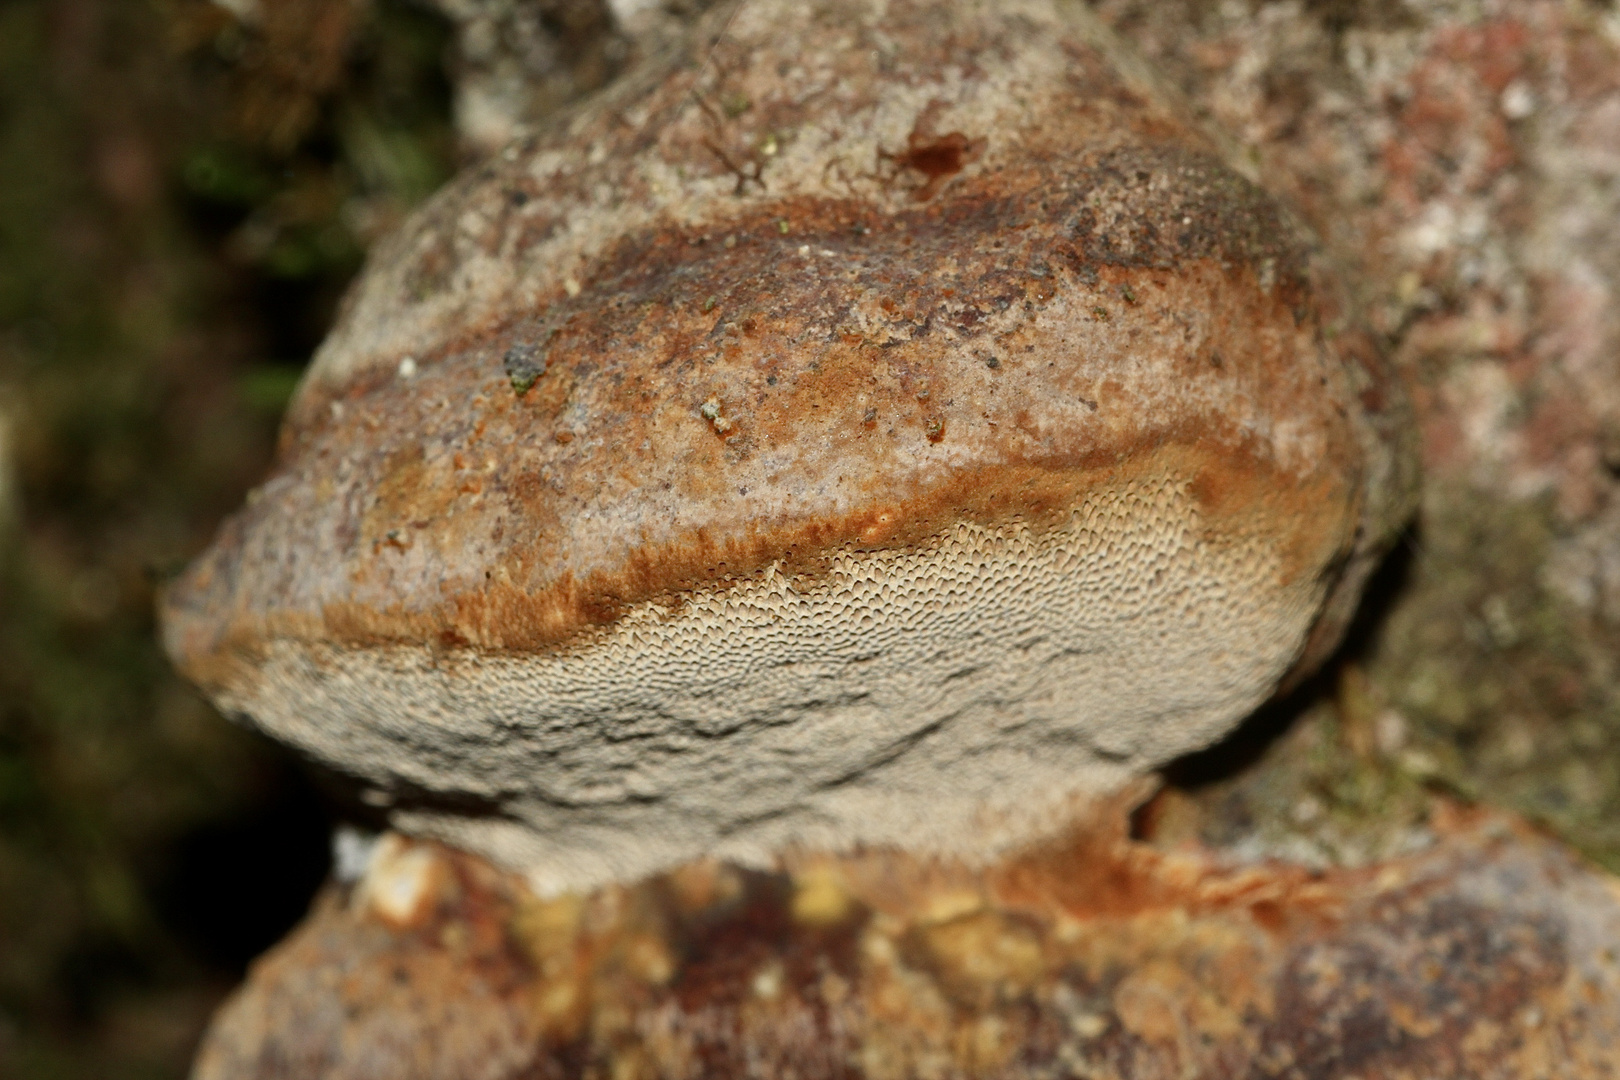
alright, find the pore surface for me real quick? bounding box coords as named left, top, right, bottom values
left=225, top=475, right=1320, bottom=892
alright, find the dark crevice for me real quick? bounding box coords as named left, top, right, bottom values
left=149, top=741, right=336, bottom=975
left=1157, top=526, right=1418, bottom=792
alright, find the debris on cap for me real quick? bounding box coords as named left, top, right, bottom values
left=161, top=0, right=1417, bottom=893
left=501, top=340, right=546, bottom=395
left=190, top=802, right=1620, bottom=1080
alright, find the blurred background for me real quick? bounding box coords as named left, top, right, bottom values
left=6, top=0, right=1620, bottom=1076
left=0, top=0, right=458, bottom=1073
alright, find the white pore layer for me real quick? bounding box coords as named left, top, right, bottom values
left=229, top=475, right=1324, bottom=894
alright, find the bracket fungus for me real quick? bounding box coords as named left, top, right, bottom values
left=162, top=0, right=1416, bottom=894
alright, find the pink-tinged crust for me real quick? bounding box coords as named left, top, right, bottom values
left=191, top=801, right=1620, bottom=1080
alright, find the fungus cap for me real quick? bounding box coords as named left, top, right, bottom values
left=162, top=0, right=1416, bottom=893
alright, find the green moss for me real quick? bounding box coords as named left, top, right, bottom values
left=1366, top=481, right=1620, bottom=869
left=1160, top=688, right=1435, bottom=869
